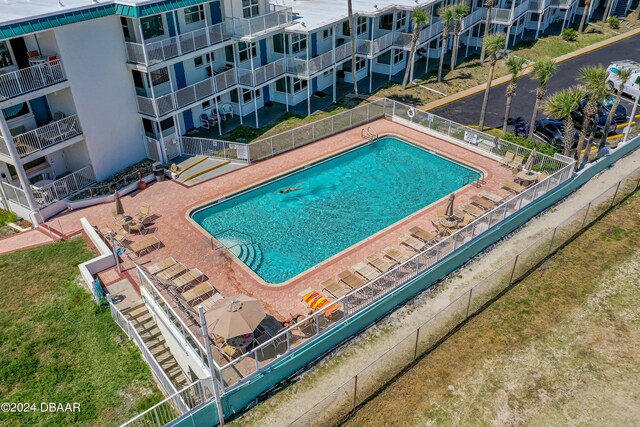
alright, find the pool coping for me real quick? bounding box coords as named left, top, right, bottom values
left=185, top=130, right=491, bottom=289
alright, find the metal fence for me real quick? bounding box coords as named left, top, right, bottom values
left=31, top=165, right=96, bottom=207
left=181, top=136, right=249, bottom=162
left=0, top=60, right=66, bottom=100
left=13, top=114, right=82, bottom=157
left=0, top=181, right=29, bottom=208
left=287, top=165, right=640, bottom=427
left=227, top=6, right=293, bottom=39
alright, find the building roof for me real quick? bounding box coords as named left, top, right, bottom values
left=283, top=0, right=433, bottom=32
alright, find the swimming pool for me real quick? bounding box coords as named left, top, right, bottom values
left=191, top=136, right=481, bottom=284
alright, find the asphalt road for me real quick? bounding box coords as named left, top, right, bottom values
left=429, top=33, right=640, bottom=132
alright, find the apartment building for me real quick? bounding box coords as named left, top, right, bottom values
left=0, top=0, right=600, bottom=223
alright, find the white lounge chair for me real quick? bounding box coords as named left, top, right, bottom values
left=219, top=103, right=234, bottom=119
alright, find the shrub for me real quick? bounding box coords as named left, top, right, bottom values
left=608, top=16, right=620, bottom=29
left=562, top=28, right=578, bottom=41
left=501, top=133, right=560, bottom=156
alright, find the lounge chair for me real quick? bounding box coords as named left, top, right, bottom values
left=126, top=236, right=161, bottom=257
left=383, top=247, right=409, bottom=264
left=457, top=213, right=474, bottom=228
left=400, top=235, right=427, bottom=252
left=200, top=292, right=224, bottom=310
left=502, top=181, right=526, bottom=194
left=353, top=262, right=380, bottom=282
left=461, top=204, right=484, bottom=218
left=337, top=270, right=367, bottom=289
left=435, top=207, right=446, bottom=220
left=470, top=195, right=495, bottom=210
left=125, top=220, right=146, bottom=235
left=173, top=269, right=205, bottom=290
left=112, top=210, right=127, bottom=226
left=498, top=151, right=515, bottom=167
left=134, top=203, right=151, bottom=222
left=478, top=190, right=506, bottom=204
left=98, top=225, right=127, bottom=245
left=409, top=226, right=438, bottom=244
left=300, top=289, right=340, bottom=317
left=181, top=281, right=215, bottom=305
left=200, top=113, right=216, bottom=129
left=537, top=171, right=549, bottom=182
left=366, top=254, right=393, bottom=273
left=155, top=262, right=188, bottom=281
left=321, top=279, right=349, bottom=299
left=508, top=155, right=524, bottom=169
left=146, top=257, right=177, bottom=275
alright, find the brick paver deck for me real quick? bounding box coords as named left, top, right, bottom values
left=43, top=118, right=513, bottom=322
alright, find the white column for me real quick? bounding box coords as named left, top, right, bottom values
left=214, top=96, right=222, bottom=136
left=307, top=80, right=311, bottom=117
left=238, top=88, right=244, bottom=125
left=536, top=11, right=543, bottom=39
left=253, top=90, right=259, bottom=128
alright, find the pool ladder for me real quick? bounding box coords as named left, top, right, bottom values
left=362, top=127, right=379, bottom=142
left=463, top=174, right=486, bottom=188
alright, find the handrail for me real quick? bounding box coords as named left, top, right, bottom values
left=227, top=6, right=293, bottom=39
left=12, top=114, right=82, bottom=157
left=0, top=60, right=66, bottom=100
left=31, top=165, right=96, bottom=207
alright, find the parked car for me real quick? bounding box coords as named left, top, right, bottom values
left=534, top=119, right=579, bottom=148
left=606, top=60, right=640, bottom=99
left=570, top=99, right=621, bottom=137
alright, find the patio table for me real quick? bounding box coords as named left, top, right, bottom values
left=516, top=170, right=538, bottom=186
left=226, top=334, right=253, bottom=349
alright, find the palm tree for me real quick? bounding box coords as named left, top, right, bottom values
left=478, top=34, right=506, bottom=131
left=542, top=87, right=586, bottom=156
left=479, top=0, right=495, bottom=62
left=437, top=6, right=455, bottom=82
left=529, top=58, right=558, bottom=136
left=347, top=0, right=358, bottom=96
left=402, top=8, right=430, bottom=89
left=598, top=68, right=632, bottom=147
left=578, top=0, right=591, bottom=32
left=502, top=56, right=528, bottom=134
left=450, top=3, right=470, bottom=71
left=575, top=66, right=610, bottom=169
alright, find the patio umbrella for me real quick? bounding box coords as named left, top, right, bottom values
left=523, top=150, right=538, bottom=172
left=205, top=295, right=266, bottom=339
left=114, top=190, right=125, bottom=216
left=444, top=194, right=456, bottom=218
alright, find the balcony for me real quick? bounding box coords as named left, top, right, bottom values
left=356, top=33, right=394, bottom=57
left=394, top=20, right=445, bottom=50
left=490, top=1, right=530, bottom=24
left=136, top=68, right=237, bottom=117
left=549, top=0, right=574, bottom=8
left=125, top=22, right=230, bottom=67
left=1, top=115, right=82, bottom=158
left=0, top=60, right=66, bottom=102
left=31, top=165, right=96, bottom=207
left=227, top=6, right=293, bottom=40
left=237, top=58, right=286, bottom=87
left=287, top=44, right=353, bottom=77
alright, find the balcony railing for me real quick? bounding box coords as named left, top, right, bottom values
left=394, top=19, right=445, bottom=50
left=0, top=60, right=66, bottom=101
left=136, top=68, right=237, bottom=117
left=356, top=33, right=394, bottom=57
left=287, top=43, right=352, bottom=77
left=31, top=165, right=96, bottom=207
left=6, top=115, right=82, bottom=158
left=125, top=22, right=230, bottom=66
left=490, top=7, right=512, bottom=24
left=549, top=0, right=573, bottom=8
left=227, top=6, right=293, bottom=39
left=237, top=58, right=286, bottom=87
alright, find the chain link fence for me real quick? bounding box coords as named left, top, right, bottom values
left=288, top=166, right=640, bottom=427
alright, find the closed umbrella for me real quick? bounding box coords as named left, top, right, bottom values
left=205, top=295, right=266, bottom=339
left=444, top=194, right=455, bottom=218
left=523, top=150, right=538, bottom=172
left=114, top=190, right=125, bottom=216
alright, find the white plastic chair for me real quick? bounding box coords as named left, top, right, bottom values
left=220, top=103, right=234, bottom=119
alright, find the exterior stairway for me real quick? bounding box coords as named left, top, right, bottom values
left=122, top=303, right=189, bottom=391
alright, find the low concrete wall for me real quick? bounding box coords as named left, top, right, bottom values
left=78, top=217, right=115, bottom=300
left=66, top=174, right=155, bottom=211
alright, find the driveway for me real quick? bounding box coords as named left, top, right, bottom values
left=429, top=33, right=640, bottom=131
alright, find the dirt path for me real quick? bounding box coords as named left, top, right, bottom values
left=231, top=149, right=640, bottom=427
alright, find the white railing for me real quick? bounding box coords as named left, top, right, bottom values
left=0, top=60, right=66, bottom=101
left=136, top=68, right=237, bottom=117
left=335, top=43, right=353, bottom=62
left=31, top=165, right=96, bottom=207
left=212, top=100, right=574, bottom=390
left=12, top=115, right=82, bottom=157
left=109, top=298, right=181, bottom=400
left=356, top=33, right=394, bottom=56
left=490, top=8, right=512, bottom=23
left=121, top=380, right=215, bottom=427
left=227, top=6, right=293, bottom=39
left=237, top=58, right=286, bottom=86
left=514, top=0, right=531, bottom=18
left=463, top=8, right=485, bottom=29
left=0, top=181, right=29, bottom=208
left=125, top=22, right=230, bottom=66
left=529, top=0, right=549, bottom=11
left=181, top=136, right=249, bottom=162
left=549, top=0, right=573, bottom=7
left=395, top=19, right=446, bottom=50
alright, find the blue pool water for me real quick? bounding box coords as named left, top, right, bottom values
left=192, top=137, right=481, bottom=284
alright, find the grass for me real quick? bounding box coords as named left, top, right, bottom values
left=0, top=238, right=164, bottom=426
left=345, top=190, right=640, bottom=426
left=0, top=209, right=18, bottom=227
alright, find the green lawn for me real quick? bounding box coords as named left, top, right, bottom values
left=0, top=209, right=18, bottom=227
left=0, top=238, right=163, bottom=427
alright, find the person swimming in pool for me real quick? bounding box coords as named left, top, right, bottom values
left=280, top=185, right=302, bottom=194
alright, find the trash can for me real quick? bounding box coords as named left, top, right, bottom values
left=153, top=162, right=165, bottom=182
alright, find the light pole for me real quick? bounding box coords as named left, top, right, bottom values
left=198, top=306, right=225, bottom=426
left=623, top=93, right=639, bottom=143
left=108, top=231, right=121, bottom=273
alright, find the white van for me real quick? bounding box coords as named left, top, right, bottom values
left=606, top=61, right=640, bottom=99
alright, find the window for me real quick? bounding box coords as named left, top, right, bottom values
left=292, top=78, right=308, bottom=92
left=356, top=16, right=367, bottom=35
left=141, top=15, right=164, bottom=40
left=378, top=51, right=391, bottom=65
left=194, top=55, right=209, bottom=68
left=323, top=28, right=333, bottom=39
left=242, top=0, right=259, bottom=19
left=237, top=42, right=257, bottom=62
left=0, top=41, right=13, bottom=68
left=184, top=5, right=205, bottom=24
left=379, top=13, right=393, bottom=30
left=120, top=17, right=132, bottom=42
left=395, top=11, right=407, bottom=30
left=273, top=34, right=285, bottom=54
left=342, top=20, right=350, bottom=36
left=275, top=77, right=286, bottom=92
left=393, top=50, right=404, bottom=64
left=343, top=57, right=365, bottom=72
left=159, top=117, right=174, bottom=131
left=2, top=103, right=29, bottom=121
left=241, top=88, right=260, bottom=103
left=291, top=34, right=307, bottom=54
left=202, top=100, right=211, bottom=109
left=150, top=68, right=170, bottom=86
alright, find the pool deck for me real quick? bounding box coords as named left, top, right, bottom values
left=45, top=118, right=513, bottom=325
